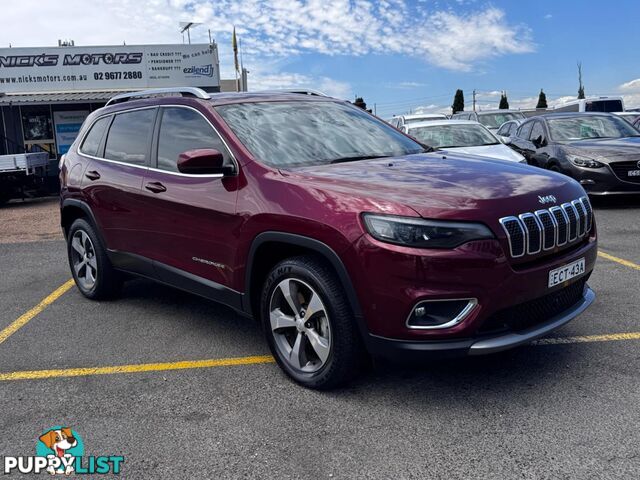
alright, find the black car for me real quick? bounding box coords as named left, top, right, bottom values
left=509, top=113, right=640, bottom=195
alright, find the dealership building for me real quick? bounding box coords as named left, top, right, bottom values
left=0, top=42, right=247, bottom=172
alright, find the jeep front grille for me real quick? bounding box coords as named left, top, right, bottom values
left=499, top=196, right=592, bottom=258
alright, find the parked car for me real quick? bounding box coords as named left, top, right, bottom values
left=553, top=96, right=624, bottom=113
left=496, top=119, right=524, bottom=138
left=613, top=111, right=640, bottom=124
left=388, top=113, right=447, bottom=128
left=451, top=110, right=526, bottom=132
left=403, top=120, right=526, bottom=162
left=509, top=112, right=640, bottom=195
left=60, top=88, right=596, bottom=389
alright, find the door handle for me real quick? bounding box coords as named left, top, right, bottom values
left=85, top=170, right=101, bottom=181
left=145, top=181, right=167, bottom=193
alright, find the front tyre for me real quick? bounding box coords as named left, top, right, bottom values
left=261, top=255, right=364, bottom=389
left=67, top=218, right=121, bottom=300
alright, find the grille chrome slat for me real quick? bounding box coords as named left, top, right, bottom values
left=500, top=197, right=592, bottom=259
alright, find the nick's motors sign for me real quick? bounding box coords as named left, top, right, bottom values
left=0, top=43, right=219, bottom=94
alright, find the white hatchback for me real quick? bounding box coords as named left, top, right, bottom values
left=403, top=119, right=526, bottom=163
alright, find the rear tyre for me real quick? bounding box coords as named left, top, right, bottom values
left=67, top=218, right=122, bottom=300
left=260, top=255, right=365, bottom=389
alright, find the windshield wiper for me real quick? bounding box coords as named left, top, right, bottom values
left=329, top=154, right=390, bottom=164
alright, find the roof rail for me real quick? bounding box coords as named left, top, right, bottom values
left=106, top=87, right=211, bottom=106
left=255, top=89, right=328, bottom=97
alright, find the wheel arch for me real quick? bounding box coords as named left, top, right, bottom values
left=61, top=199, right=101, bottom=239
left=244, top=232, right=363, bottom=324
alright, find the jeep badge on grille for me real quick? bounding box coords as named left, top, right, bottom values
left=538, top=195, right=557, bottom=205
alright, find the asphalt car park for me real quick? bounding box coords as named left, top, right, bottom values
left=0, top=197, right=639, bottom=478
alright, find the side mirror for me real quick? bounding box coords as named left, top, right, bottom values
left=499, top=135, right=512, bottom=145
left=177, top=149, right=233, bottom=175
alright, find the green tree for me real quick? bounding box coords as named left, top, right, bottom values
left=499, top=92, right=509, bottom=109
left=353, top=96, right=372, bottom=113
left=536, top=89, right=548, bottom=109
left=577, top=62, right=585, bottom=99
left=451, top=89, right=464, bottom=113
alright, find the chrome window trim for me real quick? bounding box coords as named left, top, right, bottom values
left=534, top=209, right=557, bottom=251
left=77, top=104, right=237, bottom=179
left=549, top=206, right=569, bottom=247
left=499, top=216, right=526, bottom=258
left=519, top=212, right=542, bottom=255
left=406, top=298, right=478, bottom=330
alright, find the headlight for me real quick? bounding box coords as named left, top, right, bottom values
left=566, top=154, right=604, bottom=168
left=362, top=214, right=494, bottom=249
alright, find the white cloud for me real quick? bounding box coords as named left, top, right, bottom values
left=248, top=70, right=352, bottom=99
left=0, top=1, right=534, bottom=73
left=544, top=14, right=553, bottom=20
left=619, top=79, right=640, bottom=92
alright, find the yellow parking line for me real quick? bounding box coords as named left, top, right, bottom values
left=533, top=332, right=640, bottom=345
left=0, top=355, right=275, bottom=381
left=0, top=279, right=75, bottom=346
left=598, top=251, right=640, bottom=271
left=1, top=332, right=639, bottom=382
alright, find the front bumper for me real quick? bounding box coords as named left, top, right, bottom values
left=367, top=285, right=595, bottom=361
left=569, top=164, right=640, bottom=195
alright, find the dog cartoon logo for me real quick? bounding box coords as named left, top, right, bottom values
left=36, top=427, right=84, bottom=475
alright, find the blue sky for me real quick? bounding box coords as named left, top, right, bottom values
left=2, top=0, right=640, bottom=115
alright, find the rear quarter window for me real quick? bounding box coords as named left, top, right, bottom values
left=80, top=116, right=111, bottom=157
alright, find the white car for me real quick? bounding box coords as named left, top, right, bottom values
left=388, top=113, right=447, bottom=128
left=613, top=111, right=640, bottom=124
left=403, top=120, right=526, bottom=163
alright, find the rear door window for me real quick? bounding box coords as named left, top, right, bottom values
left=156, top=107, right=231, bottom=172
left=80, top=116, right=111, bottom=157
left=104, top=108, right=156, bottom=166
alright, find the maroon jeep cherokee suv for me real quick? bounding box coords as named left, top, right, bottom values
left=60, top=88, right=597, bottom=389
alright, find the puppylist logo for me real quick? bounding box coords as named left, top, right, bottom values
left=3, top=427, right=124, bottom=475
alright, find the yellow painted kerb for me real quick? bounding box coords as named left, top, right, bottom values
left=0, top=279, right=75, bottom=345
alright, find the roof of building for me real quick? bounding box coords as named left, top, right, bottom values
left=0, top=91, right=132, bottom=106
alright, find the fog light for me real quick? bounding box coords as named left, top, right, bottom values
left=406, top=299, right=478, bottom=330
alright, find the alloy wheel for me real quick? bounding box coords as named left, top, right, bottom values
left=269, top=278, right=332, bottom=373
left=70, top=230, right=98, bottom=290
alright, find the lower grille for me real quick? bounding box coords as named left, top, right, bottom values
left=609, top=161, right=640, bottom=183
left=478, top=279, right=587, bottom=334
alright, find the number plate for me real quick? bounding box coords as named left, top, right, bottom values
left=628, top=170, right=640, bottom=177
left=548, top=258, right=585, bottom=288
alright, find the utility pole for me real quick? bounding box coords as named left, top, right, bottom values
left=473, top=89, right=477, bottom=112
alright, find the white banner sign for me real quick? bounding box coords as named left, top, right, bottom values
left=53, top=111, right=89, bottom=154
left=0, top=43, right=219, bottom=94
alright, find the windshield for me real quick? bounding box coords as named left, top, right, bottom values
left=477, top=112, right=526, bottom=128
left=216, top=101, right=425, bottom=168
left=407, top=124, right=499, bottom=148
left=547, top=115, right=640, bottom=141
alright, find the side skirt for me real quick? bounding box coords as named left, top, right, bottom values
left=107, top=250, right=246, bottom=315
